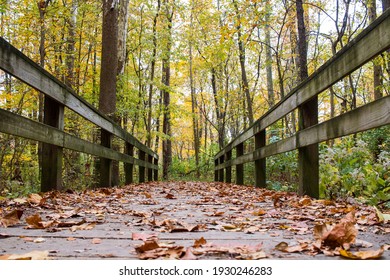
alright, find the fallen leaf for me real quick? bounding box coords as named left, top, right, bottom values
left=13, top=198, right=27, bottom=204
left=340, top=247, right=384, bottom=260
left=0, top=210, right=23, bottom=228
left=70, top=222, right=96, bottom=232
left=299, top=197, right=312, bottom=206
left=252, top=209, right=267, bottom=216
left=193, top=237, right=207, bottom=248
left=27, top=193, right=43, bottom=205
left=135, top=240, right=160, bottom=253
left=25, top=214, right=56, bottom=229
left=3, top=250, right=49, bottom=260
left=165, top=193, right=176, bottom=199
left=238, top=251, right=267, bottom=260
left=132, top=232, right=158, bottom=241
left=275, top=242, right=289, bottom=252
left=181, top=248, right=197, bottom=260
left=142, top=192, right=152, bottom=199
left=33, top=237, right=46, bottom=243
left=67, top=237, right=76, bottom=241
left=314, top=211, right=358, bottom=249
left=92, top=238, right=102, bottom=244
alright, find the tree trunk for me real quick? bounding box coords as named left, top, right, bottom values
left=233, top=0, right=253, bottom=125
left=147, top=0, right=161, bottom=148
left=98, top=0, right=119, bottom=187
left=162, top=0, right=174, bottom=180
left=117, top=0, right=130, bottom=76
left=368, top=0, right=383, bottom=100
left=265, top=2, right=274, bottom=108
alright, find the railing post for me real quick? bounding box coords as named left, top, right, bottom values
left=148, top=154, right=153, bottom=181
left=139, top=150, right=146, bottom=183
left=124, top=142, right=134, bottom=184
left=298, top=97, right=319, bottom=198
left=41, top=96, right=64, bottom=192
left=255, top=130, right=266, bottom=187
left=218, top=154, right=224, bottom=182
left=153, top=157, right=158, bottom=181
left=225, top=150, right=232, bottom=183
left=236, top=143, right=244, bottom=185
left=214, top=158, right=219, bottom=181
left=100, top=129, right=112, bottom=187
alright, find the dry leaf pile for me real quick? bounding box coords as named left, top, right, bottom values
left=0, top=181, right=389, bottom=260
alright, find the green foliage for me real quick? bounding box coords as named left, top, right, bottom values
left=320, top=131, right=390, bottom=205
left=169, top=143, right=219, bottom=181
left=266, top=151, right=298, bottom=191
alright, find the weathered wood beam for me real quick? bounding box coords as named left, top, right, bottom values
left=216, top=95, right=390, bottom=170
left=0, top=37, right=157, bottom=160
left=0, top=108, right=158, bottom=170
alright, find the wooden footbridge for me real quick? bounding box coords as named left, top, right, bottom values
left=0, top=9, right=389, bottom=260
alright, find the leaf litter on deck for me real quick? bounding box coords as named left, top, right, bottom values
left=0, top=181, right=389, bottom=259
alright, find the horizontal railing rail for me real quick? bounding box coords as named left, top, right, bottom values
left=214, top=8, right=390, bottom=198
left=0, top=37, right=158, bottom=191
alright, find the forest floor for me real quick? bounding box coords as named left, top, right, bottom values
left=0, top=181, right=389, bottom=260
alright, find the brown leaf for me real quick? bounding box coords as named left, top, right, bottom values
left=67, top=237, right=76, bottom=241
left=165, top=193, right=176, bottom=199
left=275, top=242, right=289, bottom=252
left=3, top=250, right=49, bottom=260
left=314, top=211, right=358, bottom=249
left=298, top=197, right=312, bottom=206
left=92, top=238, right=102, bottom=244
left=181, top=248, right=197, bottom=260
left=339, top=247, right=384, bottom=260
left=252, top=209, right=267, bottom=216
left=193, top=237, right=207, bottom=248
left=142, top=192, right=152, bottom=199
left=0, top=210, right=23, bottom=228
left=26, top=214, right=56, bottom=229
left=132, top=232, right=158, bottom=241
left=135, top=240, right=160, bottom=253
left=27, top=193, right=43, bottom=205
left=323, top=211, right=357, bottom=248
left=70, top=222, right=96, bottom=232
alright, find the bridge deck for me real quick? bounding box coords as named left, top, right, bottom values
left=0, top=182, right=389, bottom=260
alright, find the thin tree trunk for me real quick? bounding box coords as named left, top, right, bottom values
left=265, top=1, right=274, bottom=108
left=368, top=0, right=383, bottom=100
left=162, top=0, right=174, bottom=180
left=233, top=0, right=253, bottom=125
left=147, top=0, right=161, bottom=148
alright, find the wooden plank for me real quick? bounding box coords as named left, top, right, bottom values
left=0, top=108, right=158, bottom=170
left=298, top=95, right=319, bottom=198
left=218, top=155, right=224, bottom=182
left=139, top=150, right=146, bottom=183
left=41, top=96, right=64, bottom=192
left=124, top=143, right=134, bottom=184
left=215, top=9, right=390, bottom=159
left=148, top=155, right=153, bottom=181
left=153, top=158, right=159, bottom=181
left=100, top=129, right=113, bottom=187
left=254, top=130, right=266, bottom=188
left=236, top=143, right=244, bottom=185
left=0, top=37, right=157, bottom=159
left=225, top=150, right=232, bottom=183
left=219, top=96, right=390, bottom=169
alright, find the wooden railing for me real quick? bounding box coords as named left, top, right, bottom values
left=0, top=37, right=158, bottom=192
left=214, top=8, right=390, bottom=198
